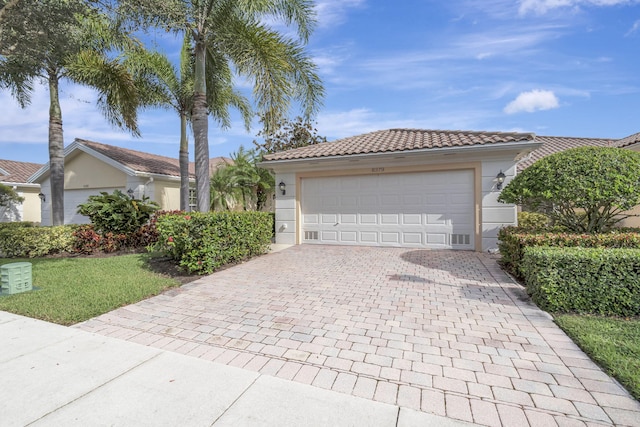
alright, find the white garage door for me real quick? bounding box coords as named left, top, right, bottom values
left=301, top=171, right=475, bottom=249
left=65, top=188, right=123, bottom=224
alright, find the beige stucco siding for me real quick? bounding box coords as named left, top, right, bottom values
left=65, top=152, right=126, bottom=189
left=153, top=180, right=181, bottom=211
left=19, top=187, right=41, bottom=222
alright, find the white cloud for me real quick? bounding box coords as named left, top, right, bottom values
left=626, top=19, right=640, bottom=36
left=314, top=0, right=366, bottom=28
left=519, top=0, right=639, bottom=15
left=504, top=89, right=560, bottom=114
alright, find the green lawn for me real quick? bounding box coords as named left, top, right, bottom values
left=0, top=254, right=179, bottom=325
left=555, top=314, right=640, bottom=401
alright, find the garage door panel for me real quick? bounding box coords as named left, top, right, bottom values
left=380, top=214, right=400, bottom=224
left=426, top=214, right=446, bottom=225
left=402, top=214, right=422, bottom=225
left=402, top=233, right=423, bottom=245
left=302, top=214, right=319, bottom=225
left=301, top=170, right=474, bottom=249
left=321, top=231, right=338, bottom=241
left=360, top=231, right=378, bottom=243
left=381, top=232, right=400, bottom=244
left=427, top=233, right=447, bottom=245
left=340, top=214, right=357, bottom=224
left=360, top=214, right=377, bottom=224
left=340, top=231, right=357, bottom=242
left=321, top=214, right=338, bottom=225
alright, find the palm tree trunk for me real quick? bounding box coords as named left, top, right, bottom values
left=192, top=33, right=210, bottom=212
left=179, top=111, right=190, bottom=211
left=48, top=71, right=64, bottom=226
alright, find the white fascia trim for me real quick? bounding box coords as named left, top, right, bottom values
left=0, top=181, right=40, bottom=188
left=29, top=139, right=139, bottom=183
left=259, top=140, right=544, bottom=168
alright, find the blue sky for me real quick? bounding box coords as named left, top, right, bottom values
left=2, top=0, right=640, bottom=164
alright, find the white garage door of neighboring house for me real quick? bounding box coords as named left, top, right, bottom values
left=65, top=188, right=123, bottom=224
left=300, top=171, right=475, bottom=249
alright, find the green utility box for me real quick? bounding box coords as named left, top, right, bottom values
left=1, top=262, right=33, bottom=295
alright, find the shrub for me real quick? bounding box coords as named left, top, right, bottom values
left=498, top=226, right=640, bottom=278
left=77, top=190, right=159, bottom=234
left=522, top=247, right=640, bottom=316
left=154, top=211, right=273, bottom=274
left=517, top=211, right=550, bottom=230
left=0, top=183, right=24, bottom=207
left=499, top=147, right=640, bottom=233
left=0, top=225, right=77, bottom=257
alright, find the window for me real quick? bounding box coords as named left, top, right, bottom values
left=188, top=188, right=197, bottom=212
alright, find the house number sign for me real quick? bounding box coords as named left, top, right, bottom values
left=372, top=167, right=385, bottom=173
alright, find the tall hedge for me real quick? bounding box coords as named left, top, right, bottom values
left=522, top=247, right=640, bottom=317
left=155, top=211, right=273, bottom=274
left=498, top=226, right=640, bottom=278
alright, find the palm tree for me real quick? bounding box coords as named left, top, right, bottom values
left=125, top=35, right=251, bottom=210
left=116, top=0, right=324, bottom=212
left=209, top=165, right=239, bottom=211
left=0, top=1, right=145, bottom=225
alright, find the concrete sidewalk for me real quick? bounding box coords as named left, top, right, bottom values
left=0, top=311, right=473, bottom=427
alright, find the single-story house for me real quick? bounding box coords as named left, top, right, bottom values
left=29, top=138, right=231, bottom=226
left=261, top=128, right=640, bottom=252
left=0, top=159, right=42, bottom=223
left=262, top=129, right=544, bottom=251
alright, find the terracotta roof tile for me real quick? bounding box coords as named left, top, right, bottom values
left=614, top=132, right=640, bottom=148
left=0, top=159, right=43, bottom=184
left=262, top=128, right=536, bottom=161
left=76, top=139, right=231, bottom=177
left=517, top=135, right=613, bottom=171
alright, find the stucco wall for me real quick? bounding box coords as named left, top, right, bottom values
left=274, top=173, right=297, bottom=245
left=65, top=152, right=126, bottom=189
left=152, top=180, right=181, bottom=211
left=481, top=160, right=517, bottom=250
left=19, top=187, right=42, bottom=223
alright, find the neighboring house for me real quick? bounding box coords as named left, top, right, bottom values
left=29, top=139, right=231, bottom=226
left=0, top=159, right=42, bottom=223
left=261, top=128, right=543, bottom=251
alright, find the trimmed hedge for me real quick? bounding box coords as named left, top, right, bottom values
left=155, top=211, right=274, bottom=274
left=498, top=226, right=640, bottom=278
left=0, top=225, right=77, bottom=257
left=522, top=247, right=640, bottom=317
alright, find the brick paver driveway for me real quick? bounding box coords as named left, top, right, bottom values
left=76, top=246, right=640, bottom=426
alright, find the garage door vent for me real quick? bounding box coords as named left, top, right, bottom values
left=451, top=234, right=470, bottom=245
left=304, top=231, right=319, bottom=241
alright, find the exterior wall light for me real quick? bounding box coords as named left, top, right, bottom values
left=279, top=181, right=286, bottom=195
left=496, top=170, right=506, bottom=190
left=38, top=193, right=46, bottom=202
left=127, top=188, right=134, bottom=198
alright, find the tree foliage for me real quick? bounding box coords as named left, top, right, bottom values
left=110, top=0, right=324, bottom=212
left=499, top=147, right=640, bottom=233
left=210, top=147, right=274, bottom=212
left=77, top=190, right=159, bottom=234
left=0, top=182, right=23, bottom=207
left=0, top=0, right=150, bottom=225
left=254, top=115, right=327, bottom=154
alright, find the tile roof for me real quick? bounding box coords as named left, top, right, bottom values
left=0, top=159, right=43, bottom=184
left=517, top=135, right=614, bottom=171
left=76, top=139, right=231, bottom=178
left=614, top=132, right=640, bottom=149
left=262, top=128, right=536, bottom=161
